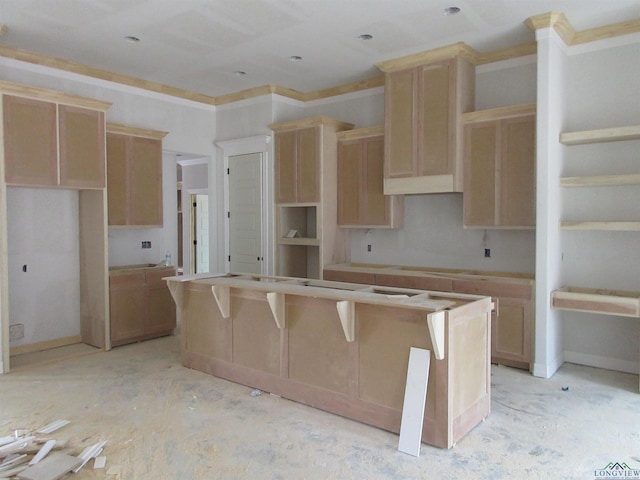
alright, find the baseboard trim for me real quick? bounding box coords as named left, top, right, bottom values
left=563, top=351, right=638, bottom=375
left=10, top=335, right=82, bottom=357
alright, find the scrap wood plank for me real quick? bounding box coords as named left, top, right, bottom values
left=28, top=440, right=56, bottom=465
left=17, top=452, right=81, bottom=480
left=398, top=347, right=431, bottom=457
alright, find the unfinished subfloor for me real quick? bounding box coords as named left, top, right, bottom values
left=0, top=335, right=638, bottom=479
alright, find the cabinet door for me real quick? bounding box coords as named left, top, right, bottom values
left=3, top=95, right=58, bottom=186
left=110, top=272, right=146, bottom=344
left=463, top=121, right=498, bottom=226
left=130, top=136, right=163, bottom=226
left=59, top=105, right=105, bottom=188
left=106, top=133, right=129, bottom=225
left=362, top=136, right=389, bottom=226
left=420, top=61, right=451, bottom=176
left=337, top=139, right=362, bottom=225
left=491, top=297, right=532, bottom=369
left=385, top=68, right=417, bottom=178
left=296, top=127, right=319, bottom=203
left=274, top=130, right=297, bottom=203
left=145, top=269, right=176, bottom=335
left=500, top=116, right=535, bottom=227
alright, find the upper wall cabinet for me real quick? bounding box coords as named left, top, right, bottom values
left=106, top=123, right=168, bottom=227
left=3, top=87, right=110, bottom=189
left=337, top=126, right=403, bottom=228
left=462, top=104, right=536, bottom=229
left=377, top=53, right=475, bottom=195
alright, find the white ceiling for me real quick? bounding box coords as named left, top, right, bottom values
left=1, top=0, right=639, bottom=98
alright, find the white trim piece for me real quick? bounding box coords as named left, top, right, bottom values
left=536, top=27, right=571, bottom=56
left=216, top=135, right=272, bottom=157
left=533, top=351, right=565, bottom=379
left=0, top=436, right=34, bottom=456
left=427, top=311, right=445, bottom=360
left=564, top=351, right=638, bottom=375
left=73, top=440, right=108, bottom=473
left=0, top=453, right=27, bottom=470
left=271, top=93, right=305, bottom=108
left=266, top=292, right=285, bottom=329
left=36, top=419, right=70, bottom=434
left=398, top=347, right=431, bottom=457
left=336, top=300, right=355, bottom=342
left=93, top=456, right=107, bottom=469
left=28, top=440, right=56, bottom=466
left=177, top=157, right=209, bottom=167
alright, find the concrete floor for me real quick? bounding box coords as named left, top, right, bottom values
left=1, top=335, right=638, bottom=480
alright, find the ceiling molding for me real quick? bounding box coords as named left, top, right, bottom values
left=106, top=123, right=169, bottom=140
left=525, top=12, right=640, bottom=47
left=0, top=12, right=637, bottom=108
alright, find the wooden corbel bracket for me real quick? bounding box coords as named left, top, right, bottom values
left=427, top=311, right=445, bottom=360
left=266, top=292, right=285, bottom=329
left=336, top=300, right=355, bottom=342
left=211, top=285, right=231, bottom=318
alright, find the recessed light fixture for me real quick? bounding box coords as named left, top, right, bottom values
left=358, top=34, right=373, bottom=41
left=288, top=55, right=303, bottom=62
left=444, top=6, right=461, bottom=16
left=124, top=35, right=141, bottom=43
left=233, top=70, right=247, bottom=76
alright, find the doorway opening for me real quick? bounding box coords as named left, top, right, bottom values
left=190, top=193, right=209, bottom=273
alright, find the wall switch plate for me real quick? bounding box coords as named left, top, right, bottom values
left=367, top=244, right=372, bottom=252
left=9, top=324, right=24, bottom=340
left=142, top=241, right=152, bottom=249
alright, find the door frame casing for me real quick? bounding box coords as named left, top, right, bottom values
left=216, top=135, right=273, bottom=276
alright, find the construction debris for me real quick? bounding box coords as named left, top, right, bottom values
left=0, top=420, right=108, bottom=479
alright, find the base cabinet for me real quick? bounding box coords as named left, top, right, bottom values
left=324, top=264, right=534, bottom=370
left=109, top=266, right=176, bottom=347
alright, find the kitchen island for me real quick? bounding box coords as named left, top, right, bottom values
left=164, top=273, right=493, bottom=449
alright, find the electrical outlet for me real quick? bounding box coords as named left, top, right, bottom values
left=367, top=244, right=372, bottom=252
left=9, top=324, right=24, bottom=340
left=142, top=241, right=152, bottom=249
left=484, top=248, right=491, bottom=258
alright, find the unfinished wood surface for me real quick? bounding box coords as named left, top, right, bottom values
left=3, top=95, right=57, bottom=186
left=273, top=130, right=297, bottom=203
left=461, top=104, right=536, bottom=123
left=559, top=125, right=640, bottom=145
left=105, top=132, right=128, bottom=225
left=552, top=286, right=640, bottom=317
left=130, top=135, right=163, bottom=226
left=0, top=80, right=111, bottom=111
left=211, top=285, right=231, bottom=318
left=9, top=335, right=82, bottom=357
left=338, top=130, right=402, bottom=228
left=427, top=311, right=445, bottom=360
left=383, top=57, right=473, bottom=195
left=376, top=42, right=478, bottom=72
left=463, top=109, right=535, bottom=228
left=560, top=221, right=640, bottom=231
left=288, top=296, right=350, bottom=394
left=230, top=292, right=281, bottom=375
left=560, top=174, right=640, bottom=187
left=145, top=267, right=177, bottom=335
left=266, top=291, right=286, bottom=329
left=58, top=105, right=105, bottom=189
left=109, top=271, right=145, bottom=344
left=173, top=274, right=492, bottom=449
left=398, top=347, right=431, bottom=457
left=106, top=122, right=169, bottom=140
left=492, top=298, right=532, bottom=368
left=79, top=189, right=109, bottom=350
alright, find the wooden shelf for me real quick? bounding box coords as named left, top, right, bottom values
left=552, top=286, right=640, bottom=318
left=560, top=221, right=640, bottom=231
left=278, top=237, right=320, bottom=246
left=560, top=125, right=640, bottom=145
left=560, top=174, right=640, bottom=187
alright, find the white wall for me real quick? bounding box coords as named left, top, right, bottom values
left=7, top=188, right=80, bottom=346
left=559, top=38, right=640, bottom=373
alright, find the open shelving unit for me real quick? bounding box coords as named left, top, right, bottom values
left=559, top=124, right=640, bottom=231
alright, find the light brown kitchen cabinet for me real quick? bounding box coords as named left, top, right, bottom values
left=337, top=126, right=403, bottom=228
left=377, top=53, right=475, bottom=194
left=109, top=265, right=176, bottom=347
left=274, top=126, right=320, bottom=203
left=3, top=95, right=106, bottom=188
left=269, top=116, right=353, bottom=279
left=323, top=263, right=534, bottom=370
left=462, top=104, right=536, bottom=228
left=106, top=124, right=168, bottom=227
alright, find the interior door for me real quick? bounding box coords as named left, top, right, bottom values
left=228, top=153, right=262, bottom=274
left=191, top=194, right=209, bottom=273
